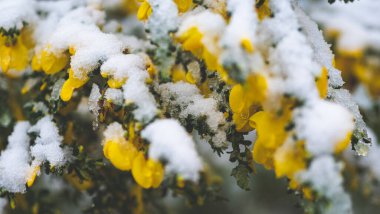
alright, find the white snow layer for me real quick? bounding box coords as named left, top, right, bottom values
left=101, top=54, right=158, bottom=123
left=141, top=119, right=203, bottom=181
left=0, top=0, right=36, bottom=31
left=0, top=122, right=32, bottom=193
left=298, top=156, right=352, bottom=214
left=294, top=100, right=354, bottom=155
left=28, top=116, right=66, bottom=167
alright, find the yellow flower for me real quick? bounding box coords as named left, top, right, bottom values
left=176, top=27, right=222, bottom=72
left=177, top=27, right=204, bottom=56
left=27, top=166, right=40, bottom=187
left=334, top=131, right=352, bottom=153
left=137, top=0, right=153, bottom=20
left=103, top=140, right=138, bottom=171
left=0, top=34, right=29, bottom=74
left=230, top=84, right=256, bottom=132
left=274, top=141, right=306, bottom=179
left=174, top=0, right=193, bottom=12
left=177, top=176, right=185, bottom=188
left=240, top=37, right=254, bottom=53
left=60, top=68, right=89, bottom=101
left=249, top=109, right=291, bottom=169
left=108, top=78, right=126, bottom=89
left=256, top=0, right=271, bottom=20
left=171, top=65, right=187, bottom=82
left=229, top=74, right=267, bottom=132
left=132, top=152, right=164, bottom=189
left=32, top=46, right=69, bottom=74
left=316, top=66, right=328, bottom=98
left=137, top=0, right=192, bottom=20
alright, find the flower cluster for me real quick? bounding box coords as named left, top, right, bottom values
left=0, top=0, right=377, bottom=213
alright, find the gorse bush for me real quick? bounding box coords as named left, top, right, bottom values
left=0, top=0, right=379, bottom=213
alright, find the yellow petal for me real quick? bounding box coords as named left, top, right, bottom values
left=31, top=54, right=42, bottom=71
left=334, top=131, right=352, bottom=153
left=10, top=37, right=29, bottom=71
left=229, top=84, right=246, bottom=113
left=256, top=0, right=271, bottom=20
left=0, top=45, right=11, bottom=72
left=241, top=37, right=254, bottom=53
left=316, top=66, right=328, bottom=99
left=171, top=66, right=187, bottom=82
left=27, top=166, right=40, bottom=187
left=60, top=80, right=75, bottom=102
left=104, top=141, right=137, bottom=171
left=245, top=74, right=267, bottom=103
left=274, top=141, right=306, bottom=179
left=107, top=78, right=125, bottom=88
left=174, top=0, right=192, bottom=12
left=232, top=108, right=252, bottom=132
left=202, top=48, right=218, bottom=71
left=185, top=72, right=196, bottom=84
left=132, top=152, right=152, bottom=188
left=150, top=160, right=164, bottom=188
left=137, top=1, right=152, bottom=21
left=41, top=49, right=68, bottom=74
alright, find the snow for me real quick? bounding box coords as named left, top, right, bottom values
left=105, top=88, right=124, bottom=106
left=101, top=54, right=158, bottom=123
left=100, top=54, right=146, bottom=83
left=28, top=116, right=67, bottom=167
left=220, top=0, right=264, bottom=80
left=103, top=122, right=125, bottom=143
left=293, top=4, right=344, bottom=89
left=257, top=0, right=320, bottom=108
left=0, top=117, right=66, bottom=193
left=177, top=10, right=226, bottom=53
left=159, top=82, right=227, bottom=148
left=122, top=76, right=157, bottom=123
left=294, top=100, right=354, bottom=155
left=0, top=0, right=36, bottom=31
left=292, top=3, right=371, bottom=156
left=305, top=0, right=380, bottom=52
left=297, top=156, right=352, bottom=214
left=141, top=119, right=203, bottom=181
left=44, top=7, right=125, bottom=80
left=88, top=83, right=102, bottom=128
left=0, top=122, right=32, bottom=193
left=329, top=89, right=370, bottom=156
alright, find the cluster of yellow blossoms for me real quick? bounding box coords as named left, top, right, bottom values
left=228, top=64, right=342, bottom=193
left=32, top=46, right=88, bottom=102
left=0, top=29, right=33, bottom=77
left=335, top=48, right=380, bottom=98
left=103, top=123, right=164, bottom=189
left=170, top=0, right=338, bottom=198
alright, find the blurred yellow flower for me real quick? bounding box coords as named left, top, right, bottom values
left=103, top=140, right=138, bottom=171
left=27, top=166, right=40, bottom=188
left=0, top=34, right=29, bottom=74
left=334, top=131, right=352, bottom=153
left=249, top=109, right=291, bottom=169
left=316, top=67, right=328, bottom=98
left=274, top=141, right=306, bottom=179
left=132, top=152, right=164, bottom=189
left=60, top=68, right=89, bottom=101
left=32, top=46, right=68, bottom=74
left=229, top=74, right=267, bottom=132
